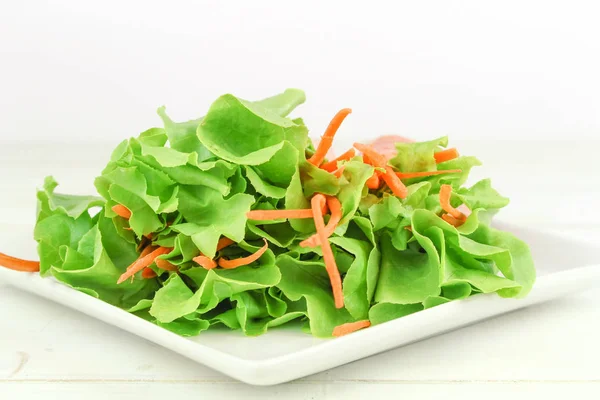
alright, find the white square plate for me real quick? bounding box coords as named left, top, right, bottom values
left=1, top=221, right=599, bottom=385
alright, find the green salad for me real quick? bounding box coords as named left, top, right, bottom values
left=0, top=89, right=535, bottom=338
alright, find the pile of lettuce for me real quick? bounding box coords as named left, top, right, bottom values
left=33, top=89, right=535, bottom=337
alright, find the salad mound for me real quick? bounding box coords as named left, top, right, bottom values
left=0, top=89, right=535, bottom=338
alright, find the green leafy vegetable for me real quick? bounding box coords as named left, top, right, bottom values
left=8, top=88, right=536, bottom=339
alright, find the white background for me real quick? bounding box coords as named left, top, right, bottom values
left=1, top=1, right=600, bottom=399
left=1, top=0, right=599, bottom=144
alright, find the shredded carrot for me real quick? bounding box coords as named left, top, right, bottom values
left=439, top=184, right=468, bottom=221
left=396, top=169, right=462, bottom=179
left=441, top=213, right=465, bottom=227
left=117, top=247, right=172, bottom=284
left=300, top=197, right=343, bottom=248
left=218, top=238, right=268, bottom=269
left=311, top=194, right=344, bottom=309
left=155, top=258, right=178, bottom=271
left=0, top=252, right=40, bottom=272
left=366, top=172, right=380, bottom=189
left=308, top=108, right=352, bottom=166
left=193, top=255, right=217, bottom=270
left=434, top=148, right=459, bottom=164
left=141, top=267, right=157, bottom=279
left=332, top=320, right=371, bottom=337
left=404, top=225, right=412, bottom=232
left=247, top=209, right=314, bottom=220
left=246, top=202, right=329, bottom=221
left=354, top=143, right=407, bottom=198
left=320, top=149, right=356, bottom=172
left=139, top=245, right=157, bottom=258
left=332, top=165, right=345, bottom=178
left=216, top=237, right=235, bottom=251
left=111, top=204, right=132, bottom=219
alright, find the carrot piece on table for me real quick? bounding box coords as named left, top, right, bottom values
left=311, top=194, right=344, bottom=309
left=193, top=255, right=218, bottom=270
left=300, top=197, right=343, bottom=248
left=366, top=172, right=381, bottom=189
left=332, top=165, right=345, bottom=178
left=218, top=238, right=268, bottom=270
left=216, top=237, right=235, bottom=251
left=354, top=143, right=407, bottom=198
left=320, top=149, right=356, bottom=172
left=141, top=267, right=157, bottom=279
left=117, top=247, right=172, bottom=284
left=155, top=258, right=178, bottom=271
left=246, top=209, right=314, bottom=220
left=395, top=169, right=462, bottom=179
left=434, top=148, right=459, bottom=164
left=0, top=252, right=40, bottom=272
left=308, top=108, right=352, bottom=166
left=111, top=204, right=132, bottom=219
left=332, top=320, right=371, bottom=337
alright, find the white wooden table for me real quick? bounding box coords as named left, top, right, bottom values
left=1, top=141, right=600, bottom=399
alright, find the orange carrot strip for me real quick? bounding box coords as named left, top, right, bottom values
left=111, top=204, right=132, bottom=219
left=332, top=320, right=371, bottom=337
left=216, top=237, right=235, bottom=251
left=193, top=255, right=218, bottom=270
left=320, top=149, right=356, bottom=172
left=366, top=172, right=380, bottom=189
left=434, top=148, right=459, bottom=164
left=308, top=108, right=352, bottom=166
left=155, top=258, right=178, bottom=271
left=439, top=184, right=468, bottom=220
left=218, top=239, right=268, bottom=270
left=332, top=165, right=345, bottom=178
left=117, top=247, right=172, bottom=284
left=300, top=197, right=343, bottom=248
left=311, top=194, right=344, bottom=309
left=395, top=169, right=462, bottom=179
left=381, top=166, right=408, bottom=198
left=141, top=268, right=157, bottom=279
left=441, top=213, right=466, bottom=227
left=354, top=143, right=407, bottom=198
left=139, top=245, right=157, bottom=258
left=0, top=252, right=40, bottom=272
left=247, top=209, right=314, bottom=220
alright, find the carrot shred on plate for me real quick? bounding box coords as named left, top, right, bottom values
left=439, top=184, right=468, bottom=220
left=354, top=143, right=407, bottom=198
left=155, top=258, right=178, bottom=271
left=193, top=255, right=217, bottom=270
left=308, top=108, right=352, bottom=166
left=0, top=252, right=40, bottom=272
left=218, top=238, right=268, bottom=269
left=300, top=197, right=343, bottom=248
left=117, top=247, right=172, bottom=284
left=320, top=149, right=356, bottom=172
left=395, top=169, right=462, bottom=179
left=332, top=320, right=371, bottom=337
left=111, top=204, right=132, bottom=219
left=311, top=194, right=344, bottom=309
left=434, top=148, right=459, bottom=164
left=141, top=267, right=157, bottom=279
left=366, top=172, right=381, bottom=189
